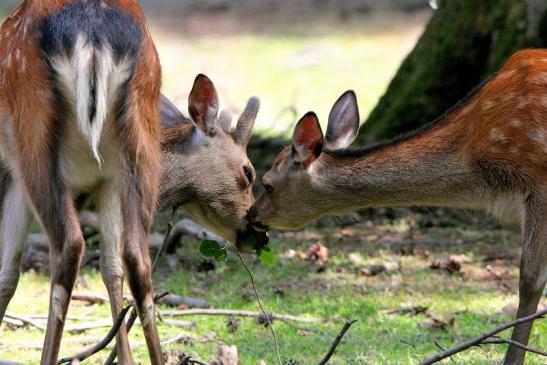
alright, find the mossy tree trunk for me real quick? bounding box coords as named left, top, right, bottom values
left=357, top=0, right=547, bottom=142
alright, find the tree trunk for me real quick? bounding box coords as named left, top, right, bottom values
left=357, top=0, right=547, bottom=142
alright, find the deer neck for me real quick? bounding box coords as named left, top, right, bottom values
left=157, top=123, right=196, bottom=211
left=315, top=117, right=483, bottom=211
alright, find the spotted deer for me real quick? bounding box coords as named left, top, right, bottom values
left=250, top=49, right=547, bottom=365
left=0, top=1, right=264, bottom=364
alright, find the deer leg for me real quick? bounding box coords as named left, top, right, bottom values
left=116, top=49, right=162, bottom=363
left=122, top=181, right=163, bottom=365
left=18, top=166, right=85, bottom=365
left=98, top=181, right=134, bottom=365
left=503, top=196, right=547, bottom=365
left=40, top=200, right=84, bottom=364
left=0, top=174, right=31, bottom=320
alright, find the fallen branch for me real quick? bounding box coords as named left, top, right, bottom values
left=57, top=305, right=131, bottom=364
left=4, top=312, right=46, bottom=331
left=0, top=336, right=107, bottom=350
left=419, top=308, right=547, bottom=364
left=481, top=337, right=547, bottom=357
left=1, top=316, right=27, bottom=329
left=159, top=294, right=209, bottom=309
left=161, top=309, right=320, bottom=323
left=165, top=218, right=223, bottom=253
left=65, top=319, right=114, bottom=334
left=71, top=292, right=110, bottom=305
left=317, top=319, right=358, bottom=365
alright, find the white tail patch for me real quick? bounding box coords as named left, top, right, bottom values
left=50, top=34, right=132, bottom=167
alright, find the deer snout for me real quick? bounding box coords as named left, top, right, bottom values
left=235, top=224, right=269, bottom=252
left=247, top=205, right=269, bottom=232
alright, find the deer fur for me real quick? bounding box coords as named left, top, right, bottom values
left=251, top=49, right=547, bottom=365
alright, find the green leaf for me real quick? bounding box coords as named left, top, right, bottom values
left=215, top=247, right=228, bottom=262
left=258, top=247, right=276, bottom=266
left=199, top=240, right=222, bottom=258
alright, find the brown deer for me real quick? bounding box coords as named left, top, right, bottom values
left=0, top=1, right=264, bottom=364
left=250, top=49, right=547, bottom=365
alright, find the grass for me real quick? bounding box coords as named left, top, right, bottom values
left=1, top=210, right=546, bottom=364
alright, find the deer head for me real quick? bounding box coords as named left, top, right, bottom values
left=250, top=91, right=360, bottom=230
left=159, top=75, right=267, bottom=249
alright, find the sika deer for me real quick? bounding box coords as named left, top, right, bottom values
left=0, top=1, right=264, bottom=364
left=159, top=75, right=266, bottom=246
left=0, top=1, right=163, bottom=363
left=250, top=49, right=547, bottom=365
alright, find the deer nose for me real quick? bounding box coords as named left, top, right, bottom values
left=246, top=206, right=269, bottom=232
left=235, top=225, right=269, bottom=252
left=247, top=206, right=258, bottom=222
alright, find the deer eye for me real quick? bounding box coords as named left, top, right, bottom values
left=264, top=184, right=273, bottom=194
left=243, top=166, right=254, bottom=185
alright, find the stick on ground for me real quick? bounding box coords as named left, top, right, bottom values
left=419, top=308, right=547, bottom=365
left=160, top=309, right=319, bottom=323
left=316, top=319, right=357, bottom=365
left=56, top=306, right=131, bottom=364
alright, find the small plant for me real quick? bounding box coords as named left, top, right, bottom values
left=199, top=240, right=228, bottom=262
left=199, top=240, right=276, bottom=265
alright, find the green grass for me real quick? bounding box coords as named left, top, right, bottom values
left=1, top=212, right=545, bottom=364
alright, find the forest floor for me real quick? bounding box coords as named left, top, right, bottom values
left=1, top=208, right=546, bottom=364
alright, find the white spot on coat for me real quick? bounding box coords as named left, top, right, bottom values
left=490, top=128, right=507, bottom=143
left=517, top=97, right=531, bottom=109
left=526, top=71, right=547, bottom=85
left=509, top=119, right=522, bottom=128
left=481, top=100, right=496, bottom=111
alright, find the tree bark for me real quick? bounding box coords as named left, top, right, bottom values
left=357, top=0, right=547, bottom=142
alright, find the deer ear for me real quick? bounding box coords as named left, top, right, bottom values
left=218, top=109, right=232, bottom=133
left=325, top=90, right=360, bottom=150
left=188, top=74, right=219, bottom=135
left=234, top=96, right=260, bottom=148
left=159, top=93, right=187, bottom=128
left=292, top=112, right=323, bottom=165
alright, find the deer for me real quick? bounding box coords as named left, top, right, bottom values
left=249, top=48, right=547, bottom=365
left=0, top=1, right=265, bottom=364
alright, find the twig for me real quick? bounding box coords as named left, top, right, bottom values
left=65, top=319, right=115, bottom=334
left=56, top=305, right=131, bottom=364
left=104, top=310, right=138, bottom=365
left=419, top=308, right=547, bottom=364
left=4, top=312, right=46, bottom=331
left=160, top=318, right=195, bottom=328
left=105, top=207, right=178, bottom=364
left=481, top=337, right=547, bottom=357
left=316, top=319, right=357, bottom=365
left=161, top=309, right=319, bottom=323
left=103, top=291, right=169, bottom=364
left=152, top=207, right=177, bottom=270
left=71, top=292, right=110, bottom=305
left=0, top=336, right=107, bottom=350
left=237, top=252, right=283, bottom=365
